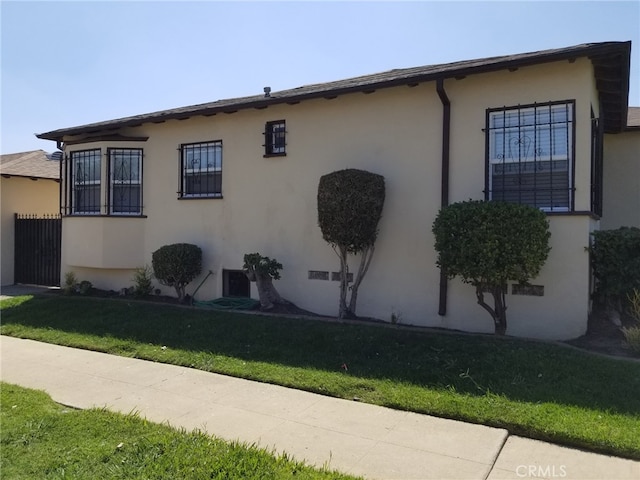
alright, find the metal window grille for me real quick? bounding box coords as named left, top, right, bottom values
left=179, top=141, right=222, bottom=198
left=264, top=120, right=286, bottom=156
left=70, top=149, right=101, bottom=214
left=486, top=101, right=575, bottom=211
left=108, top=148, right=143, bottom=214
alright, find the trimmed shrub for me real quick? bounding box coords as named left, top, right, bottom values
left=317, top=169, right=385, bottom=253
left=317, top=168, right=385, bottom=319
left=152, top=243, right=202, bottom=302
left=78, top=280, right=92, bottom=295
left=432, top=200, right=551, bottom=335
left=590, top=227, right=640, bottom=310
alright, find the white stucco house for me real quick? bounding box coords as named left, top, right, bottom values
left=36, top=41, right=638, bottom=340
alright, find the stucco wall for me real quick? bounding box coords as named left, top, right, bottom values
left=1, top=176, right=59, bottom=285
left=59, top=58, right=600, bottom=340
left=601, top=130, right=640, bottom=229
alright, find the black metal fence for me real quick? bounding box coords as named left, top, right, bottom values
left=14, top=214, right=62, bottom=286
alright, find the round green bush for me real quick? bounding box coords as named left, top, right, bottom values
left=152, top=243, right=202, bottom=301
left=432, top=200, right=551, bottom=286
left=317, top=168, right=385, bottom=253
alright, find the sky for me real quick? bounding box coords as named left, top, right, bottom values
left=1, top=0, right=639, bottom=154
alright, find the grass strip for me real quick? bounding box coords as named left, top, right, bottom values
left=2, top=294, right=639, bottom=459
left=1, top=382, right=359, bottom=479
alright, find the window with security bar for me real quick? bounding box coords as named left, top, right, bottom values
left=264, top=120, right=286, bottom=156
left=486, top=101, right=574, bottom=211
left=179, top=140, right=222, bottom=198
left=71, top=149, right=101, bottom=214
left=109, top=148, right=142, bottom=214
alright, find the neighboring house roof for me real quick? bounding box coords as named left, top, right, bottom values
left=0, top=150, right=60, bottom=180
left=36, top=41, right=631, bottom=142
left=626, top=107, right=640, bottom=130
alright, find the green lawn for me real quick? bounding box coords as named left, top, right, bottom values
left=2, top=294, right=640, bottom=460
left=0, top=382, right=358, bottom=479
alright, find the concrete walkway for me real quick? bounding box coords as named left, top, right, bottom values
left=0, top=284, right=59, bottom=300
left=1, top=336, right=638, bottom=480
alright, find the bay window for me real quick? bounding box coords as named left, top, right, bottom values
left=65, top=148, right=144, bottom=216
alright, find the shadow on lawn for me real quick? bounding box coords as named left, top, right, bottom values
left=2, top=294, right=640, bottom=417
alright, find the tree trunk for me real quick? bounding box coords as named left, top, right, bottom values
left=175, top=284, right=185, bottom=302
left=491, top=286, right=507, bottom=335
left=337, top=245, right=350, bottom=319
left=245, top=269, right=285, bottom=310
left=347, top=245, right=375, bottom=317
left=475, top=284, right=508, bottom=335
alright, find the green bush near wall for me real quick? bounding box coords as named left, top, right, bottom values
left=152, top=243, right=202, bottom=302
left=317, top=168, right=385, bottom=253
left=432, top=200, right=550, bottom=335
left=591, top=227, right=640, bottom=307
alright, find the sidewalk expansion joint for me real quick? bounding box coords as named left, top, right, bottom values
left=484, top=431, right=510, bottom=480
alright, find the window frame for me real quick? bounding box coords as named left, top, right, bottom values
left=590, top=107, right=604, bottom=216
left=108, top=148, right=143, bottom=215
left=264, top=120, right=286, bottom=157
left=485, top=100, right=576, bottom=212
left=70, top=149, right=102, bottom=215
left=178, top=140, right=223, bottom=199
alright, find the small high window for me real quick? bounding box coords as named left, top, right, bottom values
left=264, top=120, right=286, bottom=157
left=179, top=140, right=222, bottom=198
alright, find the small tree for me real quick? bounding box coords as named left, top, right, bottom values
left=243, top=253, right=285, bottom=310
left=132, top=265, right=154, bottom=298
left=317, top=168, right=385, bottom=319
left=152, top=243, right=202, bottom=302
left=432, top=200, right=550, bottom=335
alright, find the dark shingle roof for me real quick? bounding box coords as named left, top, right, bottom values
left=36, top=41, right=631, bottom=141
left=0, top=150, right=60, bottom=180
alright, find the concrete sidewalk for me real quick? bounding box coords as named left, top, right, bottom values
left=1, top=336, right=638, bottom=480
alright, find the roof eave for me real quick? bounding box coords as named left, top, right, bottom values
left=36, top=41, right=632, bottom=141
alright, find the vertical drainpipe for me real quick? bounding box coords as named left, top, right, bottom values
left=57, top=140, right=64, bottom=216
left=436, top=78, right=450, bottom=316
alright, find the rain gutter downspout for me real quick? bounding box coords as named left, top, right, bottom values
left=436, top=78, right=450, bottom=316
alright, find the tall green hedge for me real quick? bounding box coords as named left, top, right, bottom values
left=591, top=227, right=640, bottom=306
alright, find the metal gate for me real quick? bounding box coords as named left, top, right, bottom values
left=14, top=214, right=62, bottom=286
